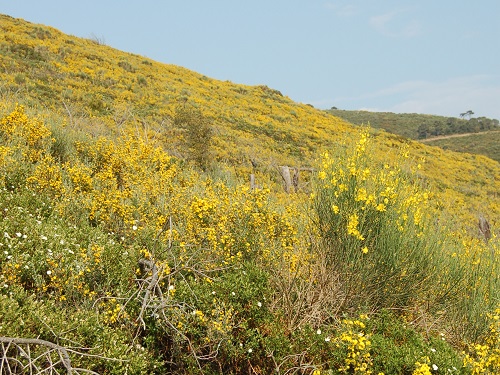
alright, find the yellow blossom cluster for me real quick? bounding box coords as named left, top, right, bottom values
left=336, top=315, right=377, bottom=375
left=464, top=308, right=500, bottom=373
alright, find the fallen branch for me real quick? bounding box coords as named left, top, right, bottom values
left=0, top=336, right=100, bottom=374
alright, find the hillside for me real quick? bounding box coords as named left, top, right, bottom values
left=1, top=14, right=500, bottom=374
left=0, top=14, right=498, bottom=228
left=328, top=109, right=500, bottom=162
left=422, top=131, right=500, bottom=163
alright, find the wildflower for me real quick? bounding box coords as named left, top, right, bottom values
left=132, top=225, right=138, bottom=231
left=325, top=336, right=331, bottom=342
left=432, top=364, right=438, bottom=371
left=16, top=233, right=22, bottom=237
left=257, top=301, right=262, bottom=307
left=316, top=329, right=322, bottom=335
left=41, top=235, right=47, bottom=240
left=46, top=270, right=52, bottom=275
left=362, top=246, right=369, bottom=254
left=248, top=348, right=253, bottom=353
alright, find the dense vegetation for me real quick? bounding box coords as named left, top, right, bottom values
left=1, top=14, right=499, bottom=374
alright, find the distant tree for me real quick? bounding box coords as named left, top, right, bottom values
left=460, top=110, right=474, bottom=120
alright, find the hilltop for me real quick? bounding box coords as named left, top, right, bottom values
left=1, top=14, right=499, bottom=374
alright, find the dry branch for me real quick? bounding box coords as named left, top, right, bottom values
left=0, top=336, right=100, bottom=375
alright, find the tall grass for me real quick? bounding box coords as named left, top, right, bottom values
left=312, top=130, right=500, bottom=343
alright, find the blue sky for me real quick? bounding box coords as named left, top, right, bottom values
left=2, top=1, right=500, bottom=119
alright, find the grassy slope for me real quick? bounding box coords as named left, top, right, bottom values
left=0, top=13, right=498, bottom=228
left=423, top=131, right=500, bottom=163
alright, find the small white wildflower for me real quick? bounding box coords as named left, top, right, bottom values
left=316, top=329, right=322, bottom=335
left=41, top=235, right=47, bottom=241
left=24, top=265, right=29, bottom=269
left=22, top=234, right=27, bottom=239
left=132, top=225, right=138, bottom=231
left=60, top=239, right=65, bottom=245
left=212, top=291, right=216, bottom=295
left=4, top=232, right=9, bottom=238
left=16, top=233, right=22, bottom=237
left=46, top=270, right=52, bottom=275
left=325, top=336, right=331, bottom=342
left=3, top=251, right=7, bottom=255
left=430, top=348, right=436, bottom=352
left=257, top=301, right=262, bottom=307
left=6, top=255, right=12, bottom=260
left=231, top=292, right=236, bottom=296
left=432, top=364, right=438, bottom=371
left=248, top=348, right=253, bottom=353
left=168, top=285, right=175, bottom=291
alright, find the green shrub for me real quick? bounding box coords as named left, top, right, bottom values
left=173, top=106, right=213, bottom=170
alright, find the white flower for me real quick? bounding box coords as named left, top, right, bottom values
left=16, top=233, right=22, bottom=237
left=231, top=292, right=236, bottom=296
left=46, top=270, right=52, bottom=275
left=4, top=232, right=9, bottom=238
left=168, top=285, right=175, bottom=291
left=41, top=235, right=47, bottom=241
left=257, top=301, right=262, bottom=307
left=430, top=348, right=436, bottom=352
left=316, top=329, right=322, bottom=335
left=432, top=364, right=438, bottom=371
left=212, top=291, right=216, bottom=295
left=6, top=255, right=12, bottom=260
left=132, top=225, right=138, bottom=231
left=248, top=348, right=253, bottom=353
left=22, top=234, right=27, bottom=239
left=60, top=239, right=65, bottom=245
left=325, top=336, right=331, bottom=342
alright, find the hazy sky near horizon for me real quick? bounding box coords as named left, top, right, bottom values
left=2, top=1, right=500, bottom=119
